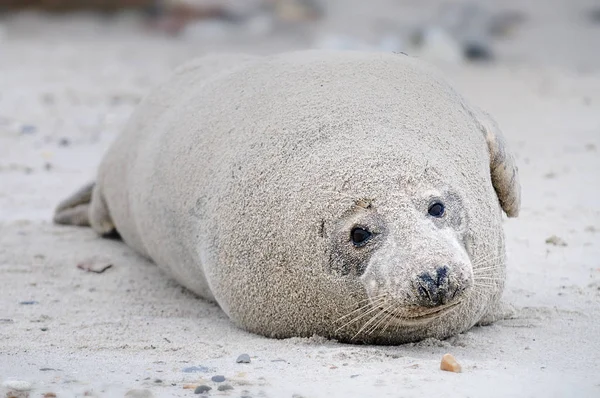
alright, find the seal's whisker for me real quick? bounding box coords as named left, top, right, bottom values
left=334, top=299, right=386, bottom=326
left=472, top=253, right=505, bottom=268
left=335, top=295, right=388, bottom=320
left=380, top=305, right=401, bottom=335
left=473, top=276, right=504, bottom=283
left=334, top=298, right=387, bottom=331
left=352, top=305, right=391, bottom=339
left=335, top=298, right=385, bottom=324
left=366, top=303, right=396, bottom=335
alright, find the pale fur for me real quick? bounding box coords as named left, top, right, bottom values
left=54, top=50, right=520, bottom=344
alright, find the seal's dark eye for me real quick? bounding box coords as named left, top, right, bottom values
left=428, top=202, right=445, bottom=218
left=351, top=227, right=372, bottom=247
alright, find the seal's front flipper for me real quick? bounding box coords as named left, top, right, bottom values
left=54, top=182, right=95, bottom=227
left=476, top=300, right=516, bottom=326
left=54, top=182, right=117, bottom=237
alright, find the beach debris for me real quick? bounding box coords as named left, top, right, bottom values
left=77, top=262, right=113, bottom=273
left=211, top=375, right=226, bottom=382
left=545, top=235, right=567, bottom=247
left=236, top=353, right=251, bottom=363
left=194, top=385, right=211, bottom=394
left=19, top=300, right=39, bottom=305
left=124, top=389, right=154, bottom=398
left=77, top=257, right=113, bottom=274
left=440, top=353, right=462, bottom=373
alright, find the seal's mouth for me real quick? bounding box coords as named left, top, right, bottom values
left=383, top=301, right=462, bottom=323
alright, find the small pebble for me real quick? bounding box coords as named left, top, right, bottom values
left=463, top=41, right=493, bottom=61
left=440, top=353, right=462, bottom=373
left=58, top=138, right=71, bottom=147
left=19, top=300, right=38, bottom=305
left=2, top=380, right=33, bottom=391
left=43, top=393, right=57, bottom=398
left=20, top=125, right=37, bottom=135
left=545, top=235, right=567, bottom=247
left=194, top=385, right=211, bottom=394
left=211, top=375, right=226, bottom=382
left=182, top=365, right=211, bottom=373
left=236, top=353, right=251, bottom=363
left=217, top=384, right=233, bottom=391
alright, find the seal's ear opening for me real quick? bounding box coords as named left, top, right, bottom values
left=475, top=108, right=521, bottom=218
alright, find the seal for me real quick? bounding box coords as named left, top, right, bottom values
left=54, top=50, right=520, bottom=344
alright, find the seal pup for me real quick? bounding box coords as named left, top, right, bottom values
left=54, top=50, right=520, bottom=344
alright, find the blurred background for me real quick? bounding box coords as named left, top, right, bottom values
left=0, top=0, right=598, bottom=182
left=1, top=0, right=599, bottom=67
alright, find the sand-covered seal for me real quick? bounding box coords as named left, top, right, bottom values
left=54, top=50, right=520, bottom=344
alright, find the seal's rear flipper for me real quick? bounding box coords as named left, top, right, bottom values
left=54, top=182, right=118, bottom=238
left=54, top=182, right=95, bottom=227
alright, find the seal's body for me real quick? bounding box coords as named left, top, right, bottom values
left=55, top=51, right=520, bottom=344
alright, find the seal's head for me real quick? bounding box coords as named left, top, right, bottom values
left=327, top=165, right=490, bottom=342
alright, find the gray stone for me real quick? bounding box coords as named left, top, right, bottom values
left=236, top=353, right=251, bottom=363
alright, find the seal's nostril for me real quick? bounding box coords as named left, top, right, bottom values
left=415, top=266, right=458, bottom=307
left=436, top=266, right=449, bottom=287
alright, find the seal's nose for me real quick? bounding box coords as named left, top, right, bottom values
left=414, top=266, right=457, bottom=307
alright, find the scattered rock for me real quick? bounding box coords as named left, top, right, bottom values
left=440, top=353, right=462, bottom=373
left=211, top=375, right=226, bottom=382
left=182, top=384, right=197, bottom=389
left=19, top=300, right=39, bottom=305
left=463, top=40, right=493, bottom=61
left=58, top=138, right=71, bottom=147
left=154, top=379, right=162, bottom=383
left=236, top=353, right=251, bottom=363
left=42, top=393, right=57, bottom=398
left=183, top=365, right=212, bottom=373
left=124, top=389, right=154, bottom=398
left=20, top=124, right=37, bottom=135
left=545, top=235, right=567, bottom=247
left=194, top=385, right=211, bottom=394
left=217, top=384, right=234, bottom=391
left=2, top=380, right=33, bottom=392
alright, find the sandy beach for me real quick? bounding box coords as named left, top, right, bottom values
left=1, top=1, right=599, bottom=397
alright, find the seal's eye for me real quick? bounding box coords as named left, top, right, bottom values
left=351, top=227, right=372, bottom=247
left=428, top=202, right=445, bottom=217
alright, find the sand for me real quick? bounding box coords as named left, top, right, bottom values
left=1, top=1, right=600, bottom=397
